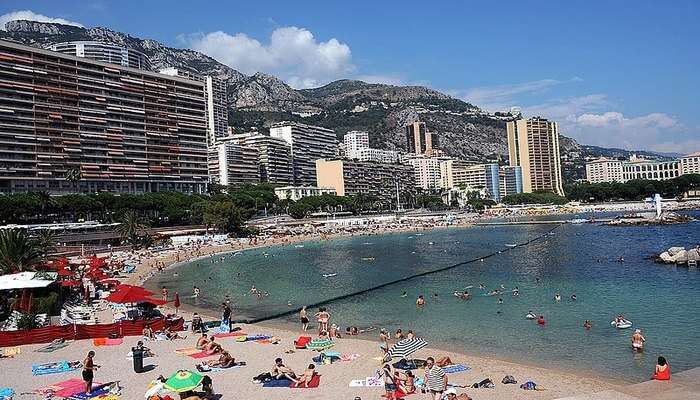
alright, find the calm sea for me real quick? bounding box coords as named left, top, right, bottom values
left=150, top=211, right=700, bottom=381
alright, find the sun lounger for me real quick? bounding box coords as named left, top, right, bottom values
left=32, top=360, right=82, bottom=376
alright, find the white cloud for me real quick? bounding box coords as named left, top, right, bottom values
left=181, top=27, right=354, bottom=89
left=453, top=77, right=582, bottom=111
left=0, top=10, right=83, bottom=31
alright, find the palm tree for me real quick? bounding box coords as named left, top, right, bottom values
left=64, top=167, right=81, bottom=193
left=0, top=229, right=43, bottom=274
left=116, top=210, right=148, bottom=248
left=34, top=229, right=56, bottom=262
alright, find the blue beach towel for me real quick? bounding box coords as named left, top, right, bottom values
left=67, top=384, right=111, bottom=399
left=0, top=388, right=14, bottom=400
left=32, top=360, right=82, bottom=376
left=262, top=378, right=293, bottom=388
left=443, top=364, right=470, bottom=374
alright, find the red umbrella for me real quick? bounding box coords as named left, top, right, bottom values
left=105, top=284, right=156, bottom=304
left=61, top=280, right=81, bottom=287
left=89, top=257, right=107, bottom=268
left=174, top=292, right=181, bottom=314
left=57, top=268, right=76, bottom=277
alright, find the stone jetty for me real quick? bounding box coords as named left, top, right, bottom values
left=656, top=245, right=700, bottom=266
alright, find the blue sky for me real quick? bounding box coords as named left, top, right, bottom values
left=1, top=1, right=698, bottom=153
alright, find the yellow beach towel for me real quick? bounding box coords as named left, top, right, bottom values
left=1, top=346, right=21, bottom=357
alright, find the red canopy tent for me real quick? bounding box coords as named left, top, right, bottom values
left=105, top=284, right=163, bottom=305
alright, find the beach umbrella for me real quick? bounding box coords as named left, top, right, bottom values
left=164, top=370, right=203, bottom=392
left=106, top=284, right=156, bottom=304
left=306, top=338, right=335, bottom=351
left=385, top=337, right=428, bottom=360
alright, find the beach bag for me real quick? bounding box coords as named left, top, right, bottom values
left=436, top=356, right=453, bottom=367
left=472, top=378, right=495, bottom=389
left=502, top=375, right=517, bottom=384
left=520, top=381, right=537, bottom=390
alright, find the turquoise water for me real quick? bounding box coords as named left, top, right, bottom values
left=151, top=212, right=700, bottom=381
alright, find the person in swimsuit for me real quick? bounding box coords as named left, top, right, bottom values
left=379, top=329, right=390, bottom=354
left=583, top=320, right=592, bottom=330
left=161, top=287, right=168, bottom=302
left=537, top=315, right=546, bottom=325
left=406, top=330, right=415, bottom=339
left=196, top=333, right=210, bottom=350
left=416, top=295, right=425, bottom=306
left=395, top=329, right=404, bottom=340
left=512, top=286, right=519, bottom=296
left=82, top=351, right=98, bottom=394
left=631, top=329, right=646, bottom=352
left=554, top=293, right=562, bottom=302
left=299, top=306, right=309, bottom=331
left=142, top=324, right=155, bottom=340
left=395, top=369, right=415, bottom=394
left=382, top=364, right=398, bottom=399
left=293, top=364, right=317, bottom=388
left=651, top=356, right=670, bottom=380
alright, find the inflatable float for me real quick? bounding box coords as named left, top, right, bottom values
left=611, top=320, right=633, bottom=329
left=525, top=313, right=537, bottom=320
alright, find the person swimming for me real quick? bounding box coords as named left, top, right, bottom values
left=400, top=291, right=408, bottom=298
left=570, top=293, right=577, bottom=301
left=583, top=320, right=592, bottom=330
left=497, top=298, right=503, bottom=304
left=479, top=283, right=485, bottom=290
left=512, top=286, right=519, bottom=296
left=537, top=315, right=546, bottom=325
left=416, top=296, right=425, bottom=306
left=554, top=293, right=562, bottom=302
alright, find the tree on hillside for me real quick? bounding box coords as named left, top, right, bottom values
left=0, top=229, right=43, bottom=274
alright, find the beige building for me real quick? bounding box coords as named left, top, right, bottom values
left=680, top=151, right=700, bottom=175
left=405, top=155, right=444, bottom=190
left=585, top=158, right=624, bottom=183
left=315, top=159, right=415, bottom=203
left=405, top=122, right=439, bottom=155
left=506, top=117, right=565, bottom=196
left=622, top=156, right=680, bottom=181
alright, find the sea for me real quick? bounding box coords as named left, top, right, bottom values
left=149, top=210, right=700, bottom=382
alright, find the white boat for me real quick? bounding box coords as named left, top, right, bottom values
left=322, top=273, right=337, bottom=278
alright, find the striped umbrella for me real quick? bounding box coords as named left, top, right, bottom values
left=385, top=338, right=428, bottom=360
left=306, top=338, right=335, bottom=351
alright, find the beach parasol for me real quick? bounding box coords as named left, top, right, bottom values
left=306, top=338, right=335, bottom=351
left=105, top=284, right=156, bottom=304
left=385, top=337, right=428, bottom=361
left=164, top=370, right=203, bottom=392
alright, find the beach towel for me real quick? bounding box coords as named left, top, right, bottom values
left=294, top=336, right=312, bottom=349
left=93, top=338, right=123, bottom=346
left=0, top=346, right=20, bottom=357
left=291, top=374, right=320, bottom=388
left=196, top=362, right=246, bottom=373
left=66, top=383, right=112, bottom=399
left=393, top=359, right=426, bottom=370
left=349, top=379, right=364, bottom=387
left=262, top=378, right=293, bottom=388
left=174, top=348, right=200, bottom=356
left=217, top=322, right=230, bottom=334
left=245, top=334, right=272, bottom=341
left=36, top=340, right=70, bottom=353
left=0, top=388, right=14, bottom=400
left=442, top=364, right=470, bottom=374
left=36, top=378, right=103, bottom=398
left=189, top=350, right=218, bottom=359
left=340, top=353, right=360, bottom=362
left=32, top=360, right=82, bottom=376
left=212, top=332, right=246, bottom=339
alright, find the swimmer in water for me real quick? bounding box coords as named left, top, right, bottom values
left=583, top=320, right=592, bottom=330
left=554, top=293, right=562, bottom=302
left=500, top=284, right=506, bottom=290
left=570, top=293, right=577, bottom=301
left=479, top=283, right=485, bottom=290
left=512, top=286, right=519, bottom=296
left=416, top=295, right=425, bottom=306
left=497, top=298, right=503, bottom=304
left=400, top=291, right=408, bottom=298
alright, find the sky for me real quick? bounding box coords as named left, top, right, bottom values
left=1, top=1, right=698, bottom=153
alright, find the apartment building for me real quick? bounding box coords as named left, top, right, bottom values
left=405, top=155, right=444, bottom=190
left=405, top=122, right=439, bottom=155
left=585, top=157, right=624, bottom=183
left=315, top=159, right=415, bottom=203
left=208, top=139, right=260, bottom=187
left=51, top=41, right=152, bottom=71
left=680, top=152, right=700, bottom=175
left=499, top=166, right=523, bottom=199
left=343, top=130, right=399, bottom=163
left=506, top=117, right=565, bottom=196
left=344, top=130, right=370, bottom=158
left=274, top=186, right=336, bottom=201
left=270, top=122, right=337, bottom=186
left=622, top=156, right=680, bottom=181
left=0, top=40, right=208, bottom=193
left=232, top=133, right=293, bottom=185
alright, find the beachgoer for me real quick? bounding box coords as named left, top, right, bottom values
left=583, top=320, right=592, bottom=330
left=424, top=357, right=448, bottom=400
left=537, top=315, right=546, bottom=326
left=206, top=337, right=222, bottom=353
left=163, top=327, right=184, bottom=340
left=272, top=358, right=296, bottom=380
left=350, top=326, right=359, bottom=335
left=632, top=329, right=646, bottom=352
left=379, top=329, right=390, bottom=354
left=382, top=364, right=398, bottom=398
left=497, top=298, right=504, bottom=304
left=135, top=340, right=154, bottom=357
left=395, top=369, right=415, bottom=394
left=570, top=293, right=577, bottom=301
left=416, top=295, right=425, bottom=306
left=651, top=356, right=670, bottom=380
left=300, top=306, right=309, bottom=331
left=512, top=286, right=519, bottom=296
left=192, top=286, right=200, bottom=299
left=401, top=291, right=408, bottom=298
left=191, top=313, right=203, bottom=333
left=406, top=330, right=415, bottom=339
left=161, top=286, right=168, bottom=301
left=445, top=387, right=471, bottom=400
left=206, top=351, right=235, bottom=368
left=142, top=324, right=155, bottom=340
left=293, top=364, right=316, bottom=388
left=221, top=302, right=232, bottom=331
left=196, top=333, right=209, bottom=350
left=395, top=329, right=404, bottom=340
left=82, top=351, right=98, bottom=394
left=554, top=293, right=562, bottom=302
left=329, top=324, right=341, bottom=339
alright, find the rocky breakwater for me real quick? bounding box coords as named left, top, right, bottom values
left=656, top=245, right=700, bottom=266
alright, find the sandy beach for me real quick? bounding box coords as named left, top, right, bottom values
left=2, top=321, right=614, bottom=400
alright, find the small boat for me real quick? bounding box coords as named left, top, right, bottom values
left=505, top=244, right=517, bottom=247
left=294, top=244, right=304, bottom=248
left=322, top=273, right=337, bottom=278
left=428, top=242, right=434, bottom=245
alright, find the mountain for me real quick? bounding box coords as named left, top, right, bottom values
left=0, top=20, right=670, bottom=181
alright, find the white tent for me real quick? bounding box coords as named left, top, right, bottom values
left=0, top=271, right=57, bottom=291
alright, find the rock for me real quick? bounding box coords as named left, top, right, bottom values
left=667, top=247, right=685, bottom=256
left=671, top=250, right=688, bottom=263
left=687, top=249, right=700, bottom=261
left=659, top=251, right=674, bottom=263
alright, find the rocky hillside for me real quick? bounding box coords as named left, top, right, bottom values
left=0, top=19, right=666, bottom=181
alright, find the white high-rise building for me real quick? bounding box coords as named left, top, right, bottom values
left=232, top=133, right=293, bottom=185
left=343, top=130, right=400, bottom=163
left=270, top=122, right=337, bottom=186
left=208, top=139, right=260, bottom=188
left=344, top=131, right=370, bottom=158
left=406, top=155, right=444, bottom=190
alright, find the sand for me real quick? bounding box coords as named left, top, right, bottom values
left=1, top=322, right=615, bottom=399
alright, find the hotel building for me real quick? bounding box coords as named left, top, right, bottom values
left=0, top=40, right=208, bottom=193
left=584, top=154, right=698, bottom=183
left=315, top=158, right=415, bottom=203
left=499, top=166, right=523, bottom=199
left=405, top=155, right=444, bottom=190
left=585, top=157, right=625, bottom=183
left=680, top=152, right=700, bottom=175
left=232, top=133, right=293, bottom=185
left=439, top=160, right=519, bottom=202
left=270, top=122, right=337, bottom=186
left=506, top=117, right=565, bottom=196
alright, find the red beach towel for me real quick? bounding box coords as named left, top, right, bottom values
left=189, top=350, right=218, bottom=359
left=212, top=332, right=246, bottom=339
left=294, top=336, right=312, bottom=349
left=291, top=374, right=321, bottom=388
left=35, top=378, right=103, bottom=397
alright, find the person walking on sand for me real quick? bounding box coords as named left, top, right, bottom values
left=632, top=329, right=646, bottom=352
left=300, top=306, right=309, bottom=331
left=424, top=357, right=447, bottom=400
left=82, top=351, right=99, bottom=394
left=379, top=329, right=390, bottom=355
left=161, top=286, right=168, bottom=302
